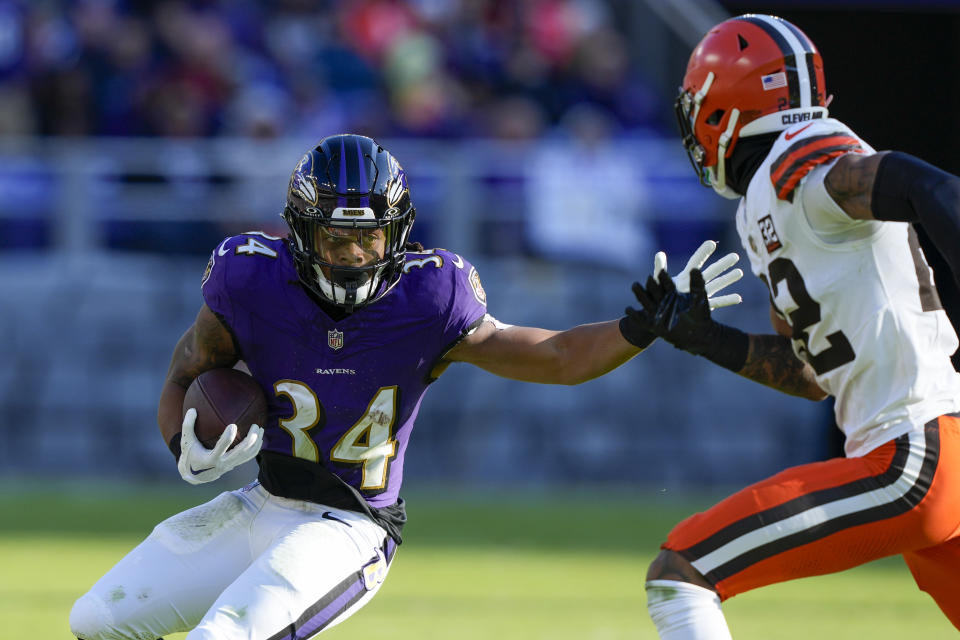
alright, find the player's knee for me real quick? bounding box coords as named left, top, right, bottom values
left=70, top=592, right=119, bottom=640
left=646, top=549, right=715, bottom=591
left=646, top=549, right=685, bottom=581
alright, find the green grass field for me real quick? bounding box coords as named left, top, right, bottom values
left=1, top=481, right=955, bottom=639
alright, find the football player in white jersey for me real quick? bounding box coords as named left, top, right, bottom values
left=618, top=13, right=960, bottom=639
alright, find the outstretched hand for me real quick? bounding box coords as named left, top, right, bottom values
left=623, top=265, right=751, bottom=372
left=626, top=268, right=716, bottom=354
left=619, top=240, right=743, bottom=349
left=653, top=239, right=743, bottom=310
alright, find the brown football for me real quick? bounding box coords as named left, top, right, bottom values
left=183, top=368, right=268, bottom=449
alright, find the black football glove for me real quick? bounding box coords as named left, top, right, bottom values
left=618, top=316, right=657, bottom=350
left=619, top=240, right=743, bottom=350
left=619, top=271, right=672, bottom=349
left=626, top=269, right=749, bottom=372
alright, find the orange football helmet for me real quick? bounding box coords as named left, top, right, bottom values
left=676, top=14, right=829, bottom=197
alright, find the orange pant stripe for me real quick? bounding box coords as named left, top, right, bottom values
left=664, top=414, right=960, bottom=610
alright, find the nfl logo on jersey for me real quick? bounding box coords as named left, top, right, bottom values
left=327, top=329, right=344, bottom=350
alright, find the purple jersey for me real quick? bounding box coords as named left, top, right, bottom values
left=200, top=232, right=488, bottom=507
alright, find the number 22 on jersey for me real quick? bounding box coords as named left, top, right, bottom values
left=274, top=380, right=399, bottom=491
left=766, top=257, right=855, bottom=375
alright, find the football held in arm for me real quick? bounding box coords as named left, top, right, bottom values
left=70, top=133, right=745, bottom=640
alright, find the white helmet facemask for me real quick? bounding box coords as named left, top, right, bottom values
left=309, top=262, right=383, bottom=307
left=283, top=134, right=416, bottom=313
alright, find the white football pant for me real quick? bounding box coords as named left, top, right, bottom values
left=70, top=482, right=394, bottom=640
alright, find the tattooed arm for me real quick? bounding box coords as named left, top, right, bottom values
left=733, top=304, right=826, bottom=400
left=741, top=336, right=827, bottom=400
left=157, top=304, right=240, bottom=447
left=823, top=151, right=887, bottom=220
left=827, top=149, right=960, bottom=288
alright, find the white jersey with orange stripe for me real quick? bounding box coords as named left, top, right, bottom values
left=735, top=117, right=960, bottom=457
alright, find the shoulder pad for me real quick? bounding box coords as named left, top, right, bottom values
left=401, top=247, right=486, bottom=308
left=202, top=231, right=291, bottom=294
left=769, top=120, right=866, bottom=202
left=403, top=247, right=468, bottom=274
left=216, top=231, right=287, bottom=260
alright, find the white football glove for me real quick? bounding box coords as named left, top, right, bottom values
left=653, top=239, right=743, bottom=310
left=176, top=408, right=264, bottom=485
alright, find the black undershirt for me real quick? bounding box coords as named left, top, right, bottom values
left=725, top=132, right=781, bottom=196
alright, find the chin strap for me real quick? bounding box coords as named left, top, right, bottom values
left=311, top=263, right=375, bottom=309
left=711, top=108, right=740, bottom=197
left=342, top=279, right=358, bottom=313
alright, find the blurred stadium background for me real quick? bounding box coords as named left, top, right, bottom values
left=7, top=0, right=960, bottom=487
left=2, top=1, right=960, bottom=637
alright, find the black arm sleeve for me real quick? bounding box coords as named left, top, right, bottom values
left=872, top=151, right=960, bottom=286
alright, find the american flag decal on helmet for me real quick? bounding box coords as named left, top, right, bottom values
left=761, top=72, right=787, bottom=91
left=770, top=132, right=864, bottom=202
left=738, top=14, right=820, bottom=110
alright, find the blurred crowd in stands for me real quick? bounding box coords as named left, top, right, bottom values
left=0, top=0, right=706, bottom=266
left=0, top=0, right=664, bottom=140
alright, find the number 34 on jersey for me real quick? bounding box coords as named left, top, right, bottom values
left=274, top=380, right=398, bottom=491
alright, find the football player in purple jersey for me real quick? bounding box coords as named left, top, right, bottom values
left=70, top=133, right=743, bottom=640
